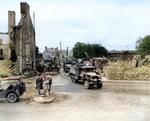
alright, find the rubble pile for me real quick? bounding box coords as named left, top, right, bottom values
left=105, top=60, right=150, bottom=80
left=0, top=60, right=16, bottom=78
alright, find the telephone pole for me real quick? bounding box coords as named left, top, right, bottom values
left=67, top=47, right=69, bottom=58
left=60, top=41, right=62, bottom=60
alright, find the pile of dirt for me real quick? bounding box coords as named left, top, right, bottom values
left=0, top=60, right=16, bottom=78
left=53, top=93, right=70, bottom=103
left=104, top=60, right=150, bottom=80
left=21, top=93, right=70, bottom=104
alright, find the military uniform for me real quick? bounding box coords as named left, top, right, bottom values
left=43, top=75, right=52, bottom=96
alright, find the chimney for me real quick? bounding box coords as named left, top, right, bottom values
left=8, top=11, right=15, bottom=32
left=21, top=2, right=30, bottom=14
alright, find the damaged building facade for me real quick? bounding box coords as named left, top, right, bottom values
left=0, top=2, right=36, bottom=73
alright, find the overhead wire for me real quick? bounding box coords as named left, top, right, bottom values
left=36, top=38, right=135, bottom=48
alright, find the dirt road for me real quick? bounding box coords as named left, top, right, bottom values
left=0, top=70, right=150, bottom=121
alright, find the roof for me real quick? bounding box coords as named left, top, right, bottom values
left=0, top=32, right=9, bottom=34
left=44, top=49, right=56, bottom=53
left=0, top=76, right=22, bottom=81
left=108, top=50, right=137, bottom=54
left=43, top=47, right=58, bottom=53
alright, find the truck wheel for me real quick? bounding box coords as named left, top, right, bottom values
left=73, top=77, right=76, bottom=83
left=97, top=83, right=102, bottom=89
left=7, top=93, right=17, bottom=103
left=71, top=75, right=73, bottom=82
left=84, top=81, right=90, bottom=89
left=73, top=76, right=78, bottom=83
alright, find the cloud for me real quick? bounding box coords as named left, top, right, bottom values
left=1, top=0, right=150, bottom=52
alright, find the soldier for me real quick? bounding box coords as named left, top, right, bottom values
left=36, top=73, right=43, bottom=94
left=43, top=74, right=52, bottom=96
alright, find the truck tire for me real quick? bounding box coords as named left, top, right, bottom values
left=7, top=93, right=18, bottom=103
left=97, top=83, right=102, bottom=89
left=71, top=75, right=73, bottom=82
left=73, top=76, right=77, bottom=83
left=84, top=81, right=90, bottom=89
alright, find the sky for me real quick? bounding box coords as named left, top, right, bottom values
left=0, top=0, right=150, bottom=52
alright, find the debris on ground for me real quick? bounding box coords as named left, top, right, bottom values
left=105, top=58, right=150, bottom=80
left=0, top=60, right=16, bottom=78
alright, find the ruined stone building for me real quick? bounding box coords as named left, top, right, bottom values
left=43, top=46, right=59, bottom=60
left=0, top=2, right=36, bottom=73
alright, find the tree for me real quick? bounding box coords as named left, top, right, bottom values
left=35, top=46, right=39, bottom=55
left=136, top=35, right=150, bottom=59
left=72, top=42, right=86, bottom=59
left=72, top=42, right=108, bottom=59
left=91, top=44, right=107, bottom=57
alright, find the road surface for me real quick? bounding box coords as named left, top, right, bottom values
left=0, top=70, right=150, bottom=121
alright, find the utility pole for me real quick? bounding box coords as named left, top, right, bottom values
left=60, top=41, right=62, bottom=60
left=67, top=47, right=69, bottom=58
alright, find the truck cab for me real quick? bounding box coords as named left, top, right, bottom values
left=80, top=66, right=102, bottom=89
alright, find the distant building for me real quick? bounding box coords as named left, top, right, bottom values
left=107, top=50, right=137, bottom=60
left=42, top=46, right=59, bottom=60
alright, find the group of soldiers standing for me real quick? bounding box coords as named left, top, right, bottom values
left=36, top=72, right=52, bottom=96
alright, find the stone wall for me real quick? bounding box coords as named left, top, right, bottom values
left=0, top=44, right=11, bottom=60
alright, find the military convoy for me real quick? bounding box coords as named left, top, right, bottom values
left=69, top=58, right=108, bottom=89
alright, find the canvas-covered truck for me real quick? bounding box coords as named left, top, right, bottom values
left=63, top=60, right=72, bottom=73
left=69, top=59, right=85, bottom=83
left=69, top=59, right=102, bottom=89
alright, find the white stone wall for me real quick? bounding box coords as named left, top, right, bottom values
left=0, top=33, right=10, bottom=44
